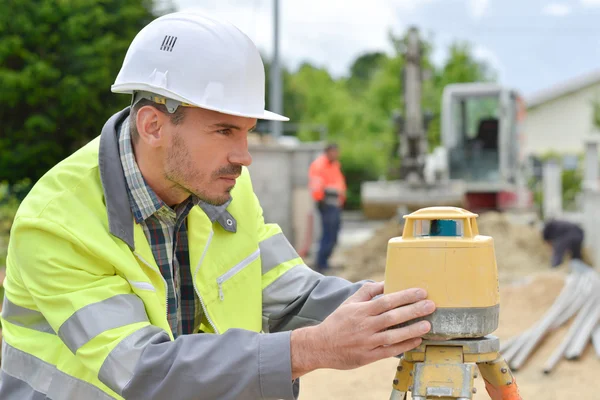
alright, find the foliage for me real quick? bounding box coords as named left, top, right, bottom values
left=424, top=42, right=496, bottom=148
left=0, top=182, right=21, bottom=269
left=592, top=96, right=600, bottom=130
left=0, top=0, right=160, bottom=184
left=1, top=180, right=29, bottom=331
left=346, top=51, right=387, bottom=95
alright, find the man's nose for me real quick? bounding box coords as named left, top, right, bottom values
left=229, top=141, right=252, bottom=167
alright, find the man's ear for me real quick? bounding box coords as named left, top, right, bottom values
left=136, top=106, right=168, bottom=147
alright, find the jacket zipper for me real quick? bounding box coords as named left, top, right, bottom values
left=193, top=230, right=219, bottom=334
left=134, top=252, right=170, bottom=324
left=216, top=249, right=260, bottom=301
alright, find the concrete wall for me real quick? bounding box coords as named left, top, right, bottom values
left=247, top=141, right=325, bottom=250
left=524, top=83, right=600, bottom=156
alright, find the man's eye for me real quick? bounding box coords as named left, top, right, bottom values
left=218, top=129, right=232, bottom=136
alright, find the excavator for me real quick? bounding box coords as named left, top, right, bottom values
left=360, top=27, right=533, bottom=218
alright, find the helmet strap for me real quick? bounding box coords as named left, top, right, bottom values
left=131, top=91, right=180, bottom=113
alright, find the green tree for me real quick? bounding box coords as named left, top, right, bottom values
left=346, top=51, right=386, bottom=95
left=424, top=42, right=495, bottom=148
left=0, top=0, right=162, bottom=184
left=262, top=55, right=305, bottom=127
left=281, top=62, right=356, bottom=143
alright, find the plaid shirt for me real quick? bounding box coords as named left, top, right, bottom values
left=118, top=118, right=201, bottom=338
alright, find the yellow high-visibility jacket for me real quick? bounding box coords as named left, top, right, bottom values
left=0, top=108, right=364, bottom=400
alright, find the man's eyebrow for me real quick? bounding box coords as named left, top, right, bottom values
left=211, top=123, right=257, bottom=132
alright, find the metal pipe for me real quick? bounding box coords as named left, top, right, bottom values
left=592, top=324, right=600, bottom=358
left=509, top=273, right=582, bottom=370
left=502, top=329, right=532, bottom=364
left=565, top=275, right=600, bottom=360
left=565, top=296, right=600, bottom=359
left=543, top=294, right=596, bottom=373
left=551, top=277, right=593, bottom=328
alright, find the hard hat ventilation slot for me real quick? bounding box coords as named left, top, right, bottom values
left=160, top=35, right=178, bottom=52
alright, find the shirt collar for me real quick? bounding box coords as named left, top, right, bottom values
left=118, top=117, right=169, bottom=223
left=117, top=118, right=237, bottom=232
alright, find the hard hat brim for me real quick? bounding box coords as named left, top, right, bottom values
left=261, top=110, right=289, bottom=122
left=111, top=84, right=289, bottom=122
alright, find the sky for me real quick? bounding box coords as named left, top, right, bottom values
left=172, top=0, right=600, bottom=99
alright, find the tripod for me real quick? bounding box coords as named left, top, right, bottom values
left=389, top=336, right=522, bottom=400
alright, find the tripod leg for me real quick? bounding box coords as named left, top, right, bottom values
left=389, top=357, right=413, bottom=400
left=389, top=389, right=407, bottom=400
left=478, top=356, right=523, bottom=400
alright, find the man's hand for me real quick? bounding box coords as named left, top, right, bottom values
left=290, top=282, right=435, bottom=379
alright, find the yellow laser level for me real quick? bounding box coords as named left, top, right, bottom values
left=384, top=207, right=522, bottom=400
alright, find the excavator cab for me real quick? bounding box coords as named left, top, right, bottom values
left=360, top=77, right=532, bottom=218
left=440, top=83, right=530, bottom=211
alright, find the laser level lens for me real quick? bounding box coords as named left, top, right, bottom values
left=414, top=219, right=463, bottom=237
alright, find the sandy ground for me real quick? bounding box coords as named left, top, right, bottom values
left=300, top=212, right=600, bottom=399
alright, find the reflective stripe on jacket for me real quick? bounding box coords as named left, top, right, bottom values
left=0, top=108, right=364, bottom=400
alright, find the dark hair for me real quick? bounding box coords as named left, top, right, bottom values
left=129, top=99, right=186, bottom=143
left=325, top=142, right=338, bottom=152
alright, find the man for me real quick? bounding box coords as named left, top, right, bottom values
left=542, top=219, right=585, bottom=268
left=0, top=11, right=435, bottom=400
left=309, top=143, right=347, bottom=272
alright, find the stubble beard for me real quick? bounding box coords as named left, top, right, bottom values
left=165, top=135, right=240, bottom=206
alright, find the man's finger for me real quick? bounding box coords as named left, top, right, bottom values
left=365, top=288, right=428, bottom=316
left=371, top=320, right=431, bottom=348
left=343, top=281, right=384, bottom=304
left=371, top=300, right=435, bottom=332
left=368, top=337, right=423, bottom=363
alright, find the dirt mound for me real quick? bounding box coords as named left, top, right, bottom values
left=476, top=212, right=551, bottom=283
left=337, top=211, right=552, bottom=284
left=335, top=218, right=402, bottom=282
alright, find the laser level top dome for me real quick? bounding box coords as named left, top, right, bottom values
left=385, top=206, right=500, bottom=340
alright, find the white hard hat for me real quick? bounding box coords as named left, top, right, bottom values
left=112, top=11, right=288, bottom=121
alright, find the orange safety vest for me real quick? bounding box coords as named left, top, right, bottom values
left=308, top=154, right=347, bottom=205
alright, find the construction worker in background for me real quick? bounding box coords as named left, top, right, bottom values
left=542, top=218, right=585, bottom=268
left=0, top=11, right=436, bottom=400
left=308, top=143, right=348, bottom=272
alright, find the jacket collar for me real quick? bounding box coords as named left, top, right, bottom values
left=99, top=108, right=237, bottom=250
left=99, top=108, right=135, bottom=249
